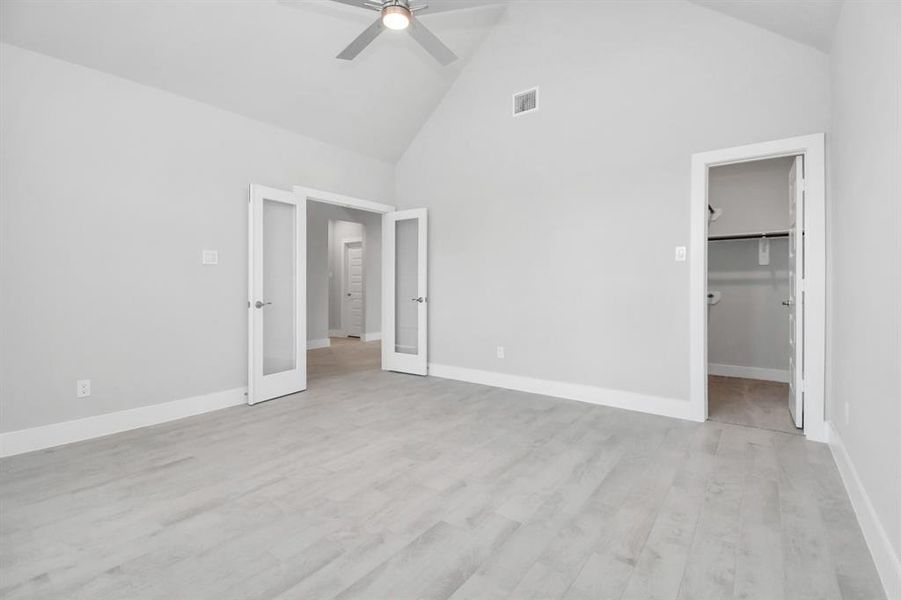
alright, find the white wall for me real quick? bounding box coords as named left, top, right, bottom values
left=396, top=0, right=829, bottom=403
left=828, top=1, right=901, bottom=595
left=708, top=157, right=793, bottom=236
left=707, top=158, right=791, bottom=379
left=707, top=239, right=789, bottom=377
left=0, top=43, right=394, bottom=433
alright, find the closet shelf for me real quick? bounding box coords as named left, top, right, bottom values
left=708, top=230, right=789, bottom=242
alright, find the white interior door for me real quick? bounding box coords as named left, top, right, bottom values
left=383, top=209, right=428, bottom=375
left=342, top=241, right=364, bottom=337
left=248, top=184, right=306, bottom=405
left=787, top=156, right=804, bottom=428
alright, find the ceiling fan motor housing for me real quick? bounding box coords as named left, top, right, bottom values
left=382, top=2, right=412, bottom=27
left=381, top=2, right=412, bottom=30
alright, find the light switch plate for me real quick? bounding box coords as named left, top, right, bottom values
left=202, top=250, right=219, bottom=265
left=675, top=246, right=687, bottom=262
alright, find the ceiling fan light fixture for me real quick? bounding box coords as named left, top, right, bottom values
left=382, top=5, right=411, bottom=30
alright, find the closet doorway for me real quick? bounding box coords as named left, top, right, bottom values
left=689, top=134, right=826, bottom=442
left=706, top=156, right=800, bottom=434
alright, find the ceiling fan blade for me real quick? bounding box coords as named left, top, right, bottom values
left=412, top=0, right=506, bottom=15
left=337, top=18, right=385, bottom=60
left=280, top=0, right=377, bottom=10
left=327, top=0, right=381, bottom=9
left=408, top=18, right=457, bottom=65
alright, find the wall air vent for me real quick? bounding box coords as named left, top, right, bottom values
left=513, top=87, right=539, bottom=116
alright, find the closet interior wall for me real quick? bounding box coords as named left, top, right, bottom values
left=707, top=157, right=794, bottom=381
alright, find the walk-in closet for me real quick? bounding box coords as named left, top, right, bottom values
left=707, top=156, right=803, bottom=433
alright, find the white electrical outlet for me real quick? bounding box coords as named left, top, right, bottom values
left=675, top=246, right=687, bottom=262
left=76, top=379, right=91, bottom=398
left=496, top=346, right=505, bottom=359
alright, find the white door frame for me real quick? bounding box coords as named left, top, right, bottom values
left=295, top=186, right=396, bottom=215
left=340, top=237, right=364, bottom=337
left=689, top=133, right=826, bottom=442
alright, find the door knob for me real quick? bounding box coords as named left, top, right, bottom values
left=411, top=297, right=424, bottom=303
left=782, top=300, right=793, bottom=306
left=255, top=301, right=272, bottom=309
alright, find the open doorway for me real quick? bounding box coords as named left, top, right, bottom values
left=333, top=225, right=364, bottom=339
left=689, top=133, right=826, bottom=442
left=307, top=203, right=382, bottom=381
left=706, top=156, right=799, bottom=434
left=248, top=185, right=428, bottom=405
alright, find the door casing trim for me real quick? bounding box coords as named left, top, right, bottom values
left=689, top=133, right=826, bottom=442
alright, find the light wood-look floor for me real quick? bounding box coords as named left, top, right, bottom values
left=708, top=376, right=800, bottom=435
left=0, top=342, right=885, bottom=600
left=309, top=337, right=382, bottom=382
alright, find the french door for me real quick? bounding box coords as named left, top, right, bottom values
left=383, top=208, right=428, bottom=375
left=248, top=184, right=306, bottom=405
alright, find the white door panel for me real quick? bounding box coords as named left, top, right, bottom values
left=342, top=241, right=364, bottom=337
left=787, top=157, right=804, bottom=428
left=383, top=209, right=428, bottom=375
left=248, top=184, right=306, bottom=405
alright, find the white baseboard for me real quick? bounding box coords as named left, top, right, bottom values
left=363, top=332, right=382, bottom=342
left=0, top=387, right=247, bottom=458
left=708, top=363, right=789, bottom=383
left=827, top=422, right=900, bottom=599
left=307, top=338, right=331, bottom=350
left=428, top=363, right=698, bottom=422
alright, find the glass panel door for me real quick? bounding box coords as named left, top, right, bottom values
left=263, top=199, right=297, bottom=375
left=395, top=218, right=420, bottom=355
left=383, top=209, right=428, bottom=375
left=249, top=185, right=306, bottom=404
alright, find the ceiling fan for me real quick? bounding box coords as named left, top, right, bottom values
left=327, top=0, right=470, bottom=66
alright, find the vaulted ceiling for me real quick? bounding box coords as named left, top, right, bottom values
left=1, top=1, right=841, bottom=162
left=690, top=0, right=842, bottom=52
left=0, top=0, right=506, bottom=162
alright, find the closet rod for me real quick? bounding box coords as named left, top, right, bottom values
left=708, top=231, right=790, bottom=241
